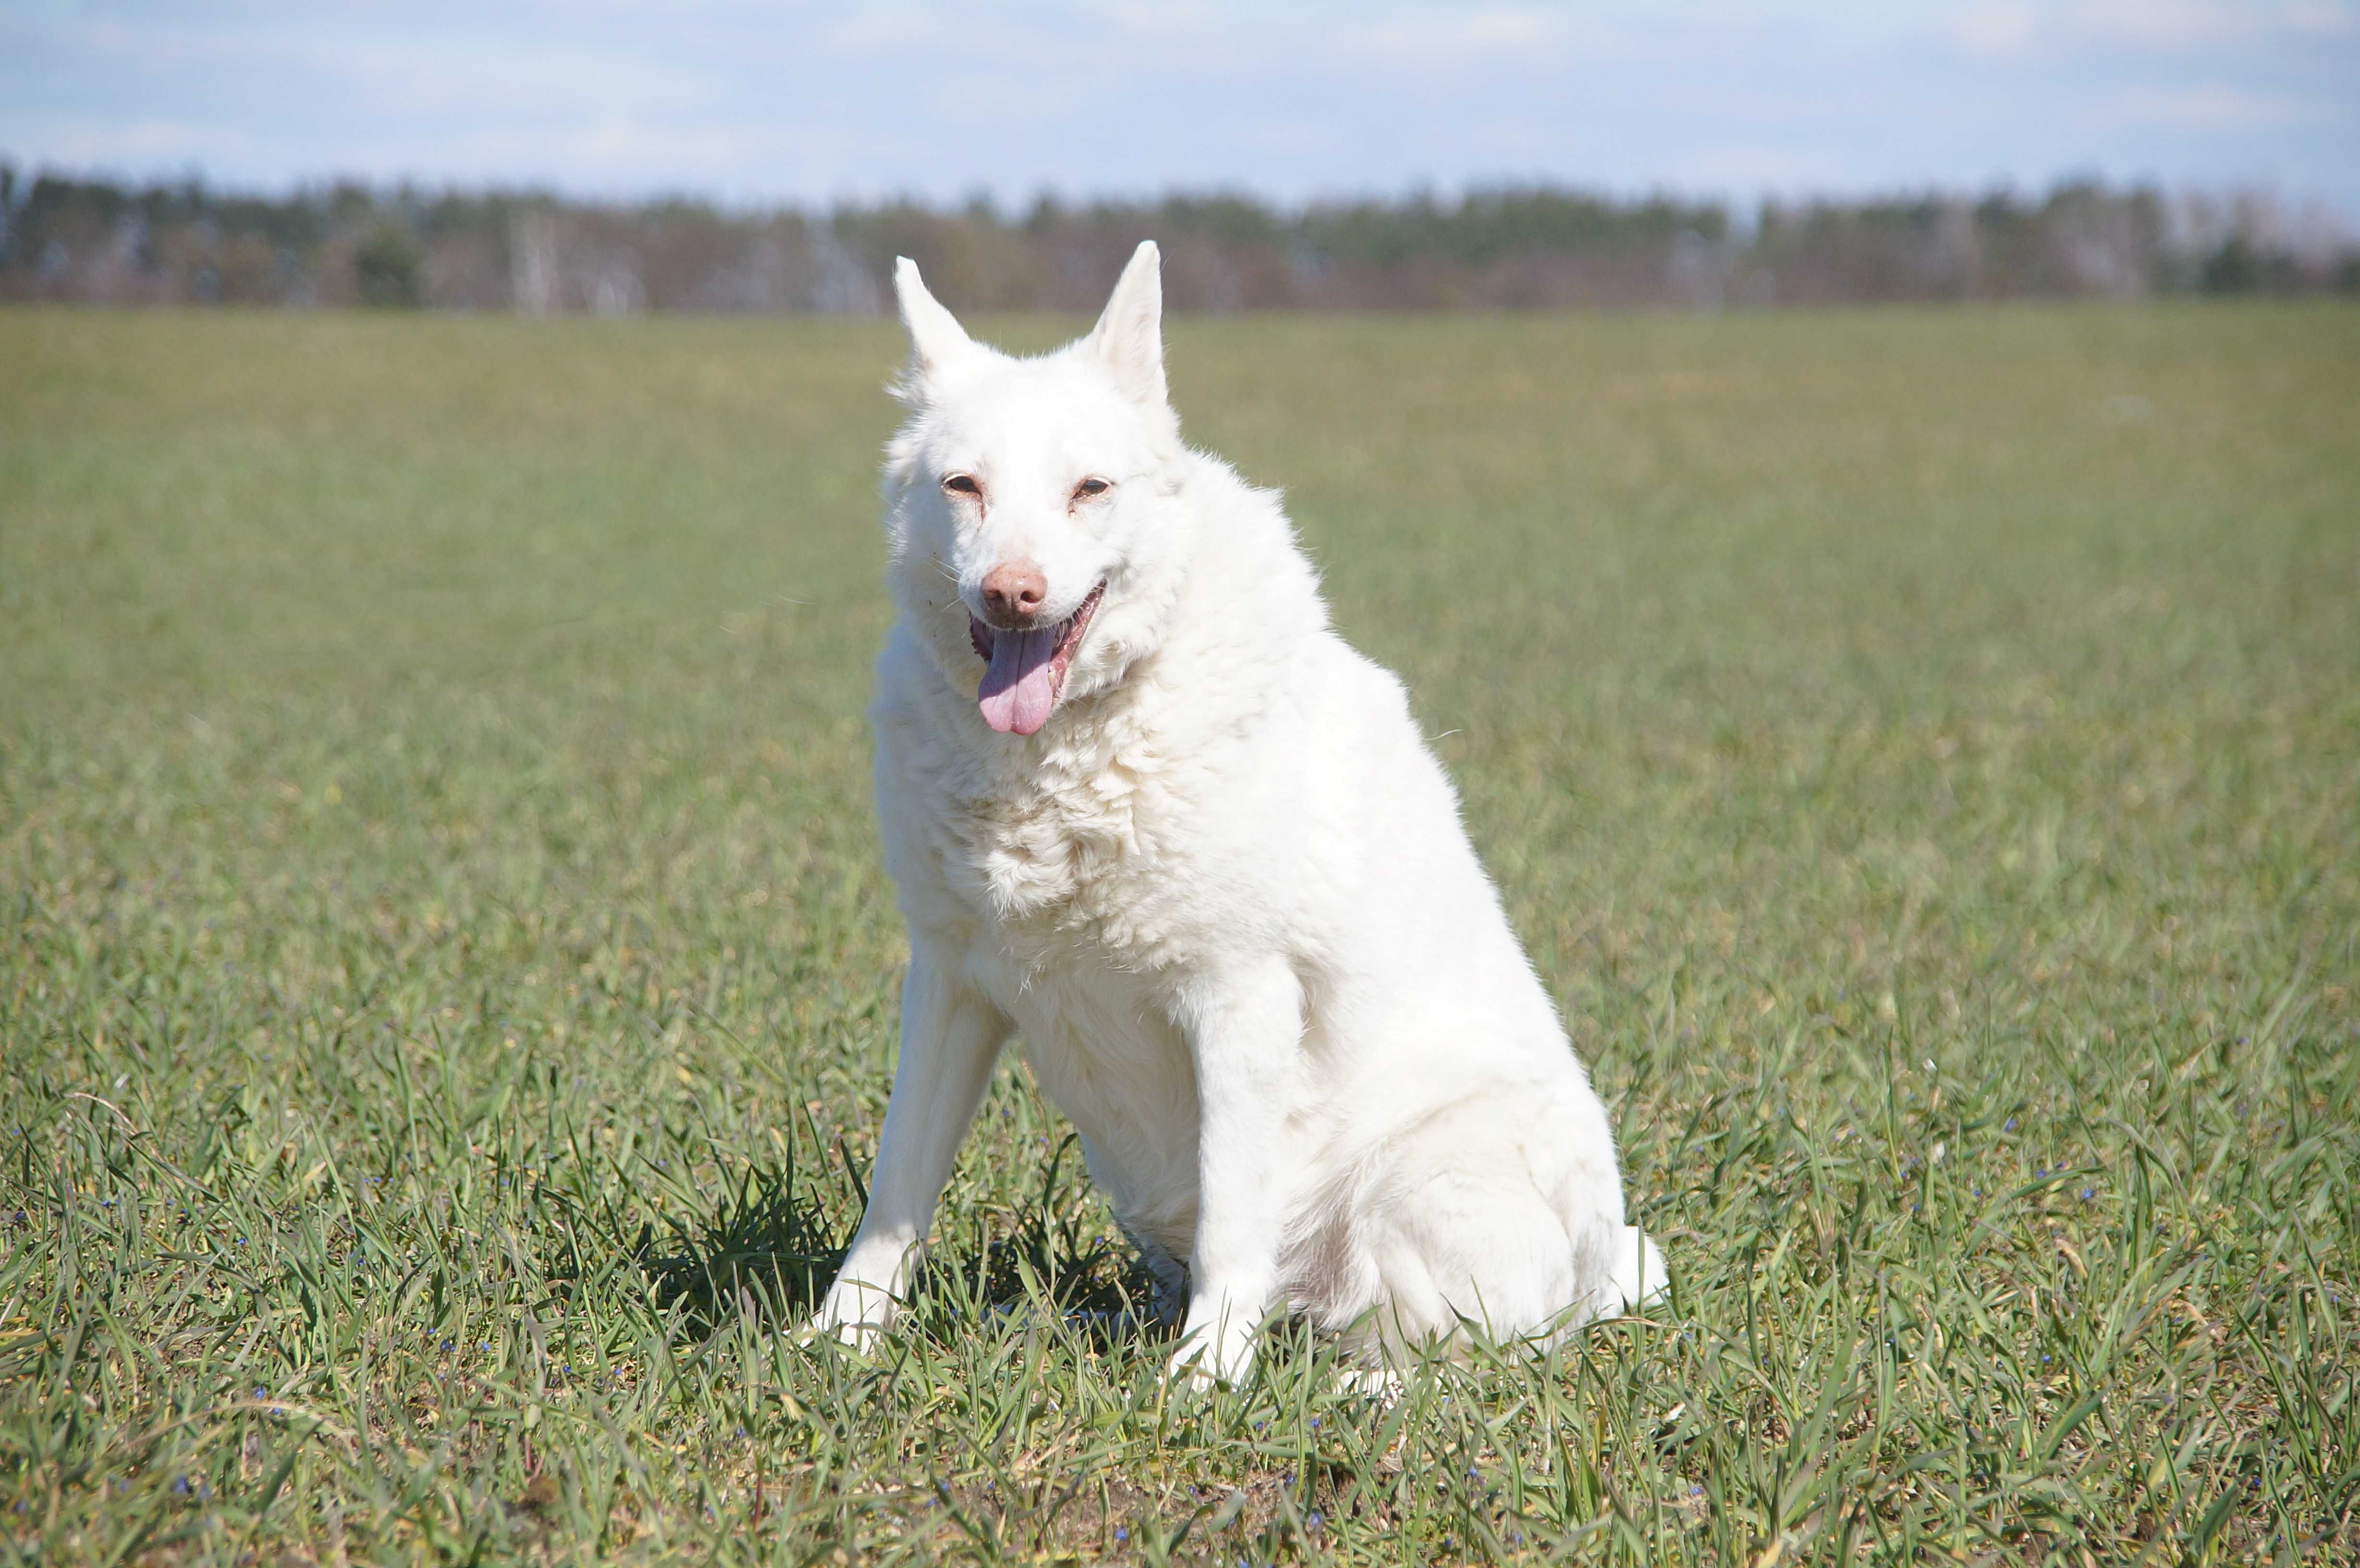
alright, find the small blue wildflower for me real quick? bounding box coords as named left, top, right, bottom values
left=2080, top=1188, right=2094, bottom=1200
left=1115, top=1525, right=1129, bottom=1541
left=1306, top=1512, right=1323, bottom=1530
left=172, top=1477, right=190, bottom=1495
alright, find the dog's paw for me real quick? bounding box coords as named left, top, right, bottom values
left=1163, top=1333, right=1253, bottom=1395
left=806, top=1315, right=887, bottom=1355
left=808, top=1282, right=896, bottom=1353
left=1162, top=1342, right=1221, bottom=1395
left=1335, top=1365, right=1404, bottom=1405
left=1164, top=1358, right=1219, bottom=1396
left=1612, top=1226, right=1669, bottom=1312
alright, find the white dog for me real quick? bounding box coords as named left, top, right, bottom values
left=813, top=243, right=1663, bottom=1384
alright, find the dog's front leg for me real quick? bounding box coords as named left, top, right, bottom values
left=1169, top=960, right=1305, bottom=1389
left=813, top=952, right=1008, bottom=1346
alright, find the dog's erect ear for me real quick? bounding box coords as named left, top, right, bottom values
left=894, top=257, right=977, bottom=379
left=1085, top=241, right=1166, bottom=408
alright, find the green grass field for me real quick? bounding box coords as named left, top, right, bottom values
left=2, top=302, right=2356, bottom=1565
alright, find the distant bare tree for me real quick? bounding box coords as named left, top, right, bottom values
left=1, top=164, right=2350, bottom=312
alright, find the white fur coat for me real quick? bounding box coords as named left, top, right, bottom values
left=814, top=242, right=1662, bottom=1383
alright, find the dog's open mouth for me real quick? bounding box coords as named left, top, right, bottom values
left=969, top=581, right=1105, bottom=736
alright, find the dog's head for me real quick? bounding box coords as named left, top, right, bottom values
left=881, top=242, right=1187, bottom=736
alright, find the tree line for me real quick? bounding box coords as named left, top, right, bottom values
left=2, top=164, right=2351, bottom=313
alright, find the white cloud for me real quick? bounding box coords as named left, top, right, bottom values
left=1943, top=4, right=2035, bottom=56
left=2282, top=0, right=2360, bottom=34
left=1, top=0, right=2353, bottom=220
left=1331, top=6, right=1576, bottom=66
left=2104, top=83, right=2330, bottom=128
left=1933, top=0, right=2359, bottom=54
left=2065, top=0, right=2249, bottom=48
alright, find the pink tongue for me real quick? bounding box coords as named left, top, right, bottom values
left=978, top=625, right=1061, bottom=735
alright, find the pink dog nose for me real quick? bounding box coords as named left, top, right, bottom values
left=981, top=561, right=1047, bottom=623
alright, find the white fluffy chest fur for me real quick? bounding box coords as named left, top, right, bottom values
left=872, top=618, right=1303, bottom=1261
left=944, top=699, right=1172, bottom=956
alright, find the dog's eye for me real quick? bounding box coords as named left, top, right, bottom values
left=1073, top=477, right=1112, bottom=499
left=942, top=473, right=981, bottom=497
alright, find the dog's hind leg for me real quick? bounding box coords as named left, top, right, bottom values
left=1325, top=1087, right=1645, bottom=1361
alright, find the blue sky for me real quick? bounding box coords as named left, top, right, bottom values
left=4, top=1, right=2355, bottom=220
